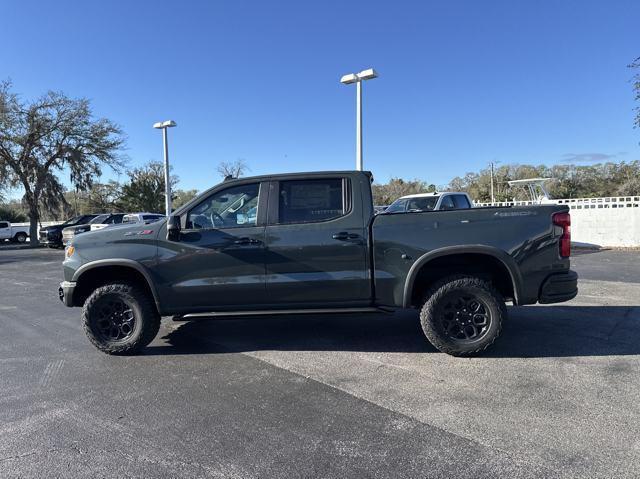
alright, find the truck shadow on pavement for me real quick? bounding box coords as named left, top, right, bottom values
left=145, top=305, right=640, bottom=358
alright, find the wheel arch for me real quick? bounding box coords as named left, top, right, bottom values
left=402, top=246, right=523, bottom=308
left=13, top=231, right=28, bottom=242
left=71, top=259, right=161, bottom=312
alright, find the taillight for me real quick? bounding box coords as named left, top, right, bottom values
left=553, top=212, right=571, bottom=257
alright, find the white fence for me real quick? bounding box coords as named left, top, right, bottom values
left=476, top=196, right=640, bottom=247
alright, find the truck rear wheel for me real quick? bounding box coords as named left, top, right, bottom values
left=82, top=282, right=160, bottom=355
left=420, top=276, right=505, bottom=356
left=14, top=232, right=27, bottom=243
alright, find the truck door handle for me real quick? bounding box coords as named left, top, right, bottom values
left=332, top=232, right=360, bottom=241
left=233, top=237, right=261, bottom=245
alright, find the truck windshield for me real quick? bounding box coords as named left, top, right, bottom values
left=89, top=215, right=110, bottom=224
left=385, top=200, right=407, bottom=213
left=62, top=216, right=84, bottom=226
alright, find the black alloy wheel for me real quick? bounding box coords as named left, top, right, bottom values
left=420, top=276, right=506, bottom=356
left=82, top=282, right=160, bottom=355
left=93, top=296, right=137, bottom=342
left=437, top=292, right=491, bottom=342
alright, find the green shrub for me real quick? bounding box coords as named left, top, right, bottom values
left=0, top=205, right=27, bottom=223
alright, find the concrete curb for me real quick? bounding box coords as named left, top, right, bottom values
left=0, top=243, right=46, bottom=251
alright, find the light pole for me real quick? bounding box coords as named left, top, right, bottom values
left=340, top=68, right=378, bottom=171
left=489, top=160, right=500, bottom=204
left=153, top=120, right=177, bottom=216
left=490, top=162, right=494, bottom=204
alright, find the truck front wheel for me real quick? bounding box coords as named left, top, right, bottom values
left=82, top=282, right=160, bottom=355
left=420, top=276, right=505, bottom=356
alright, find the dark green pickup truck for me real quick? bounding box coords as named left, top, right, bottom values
left=59, top=170, right=577, bottom=356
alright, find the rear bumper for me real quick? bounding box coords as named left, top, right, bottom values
left=58, top=281, right=77, bottom=307
left=538, top=270, right=578, bottom=304
left=40, top=237, right=61, bottom=246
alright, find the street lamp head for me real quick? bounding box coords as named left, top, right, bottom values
left=153, top=120, right=177, bottom=129
left=340, top=69, right=378, bottom=85
left=356, top=68, right=378, bottom=81
left=340, top=73, right=358, bottom=85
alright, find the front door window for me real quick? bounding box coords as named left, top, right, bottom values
left=187, top=183, right=260, bottom=229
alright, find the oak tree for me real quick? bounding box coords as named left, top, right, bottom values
left=0, top=81, right=126, bottom=243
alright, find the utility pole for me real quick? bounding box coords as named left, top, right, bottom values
left=490, top=160, right=501, bottom=203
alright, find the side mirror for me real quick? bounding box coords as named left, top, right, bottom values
left=167, top=215, right=181, bottom=242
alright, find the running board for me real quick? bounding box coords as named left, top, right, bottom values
left=174, top=307, right=389, bottom=321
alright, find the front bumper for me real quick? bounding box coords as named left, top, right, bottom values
left=40, top=232, right=62, bottom=245
left=58, top=281, right=77, bottom=307
left=539, top=270, right=578, bottom=304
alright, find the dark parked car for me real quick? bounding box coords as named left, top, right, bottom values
left=39, top=215, right=99, bottom=247
left=59, top=170, right=577, bottom=356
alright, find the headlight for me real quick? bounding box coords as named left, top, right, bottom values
left=65, top=245, right=75, bottom=259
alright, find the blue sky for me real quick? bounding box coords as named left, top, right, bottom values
left=3, top=0, right=639, bottom=194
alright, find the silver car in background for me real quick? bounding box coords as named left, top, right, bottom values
left=383, top=192, right=473, bottom=214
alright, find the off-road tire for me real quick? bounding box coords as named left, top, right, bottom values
left=82, top=282, right=160, bottom=355
left=14, top=232, right=27, bottom=243
left=420, top=275, right=505, bottom=356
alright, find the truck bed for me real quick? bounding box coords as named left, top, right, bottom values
left=371, top=205, right=570, bottom=307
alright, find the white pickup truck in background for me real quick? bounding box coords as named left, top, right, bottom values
left=0, top=221, right=30, bottom=243
left=383, top=192, right=474, bottom=214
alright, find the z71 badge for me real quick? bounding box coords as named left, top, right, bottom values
left=124, top=230, right=154, bottom=236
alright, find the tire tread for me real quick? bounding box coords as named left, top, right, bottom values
left=420, top=275, right=505, bottom=357
left=81, top=282, right=160, bottom=355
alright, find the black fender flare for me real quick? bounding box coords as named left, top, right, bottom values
left=402, top=245, right=523, bottom=307
left=72, top=259, right=162, bottom=310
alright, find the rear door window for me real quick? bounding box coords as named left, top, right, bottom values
left=452, top=195, right=471, bottom=209
left=439, top=196, right=456, bottom=210
left=277, top=178, right=347, bottom=224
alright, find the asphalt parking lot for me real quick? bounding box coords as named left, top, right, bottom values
left=0, top=248, right=639, bottom=478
